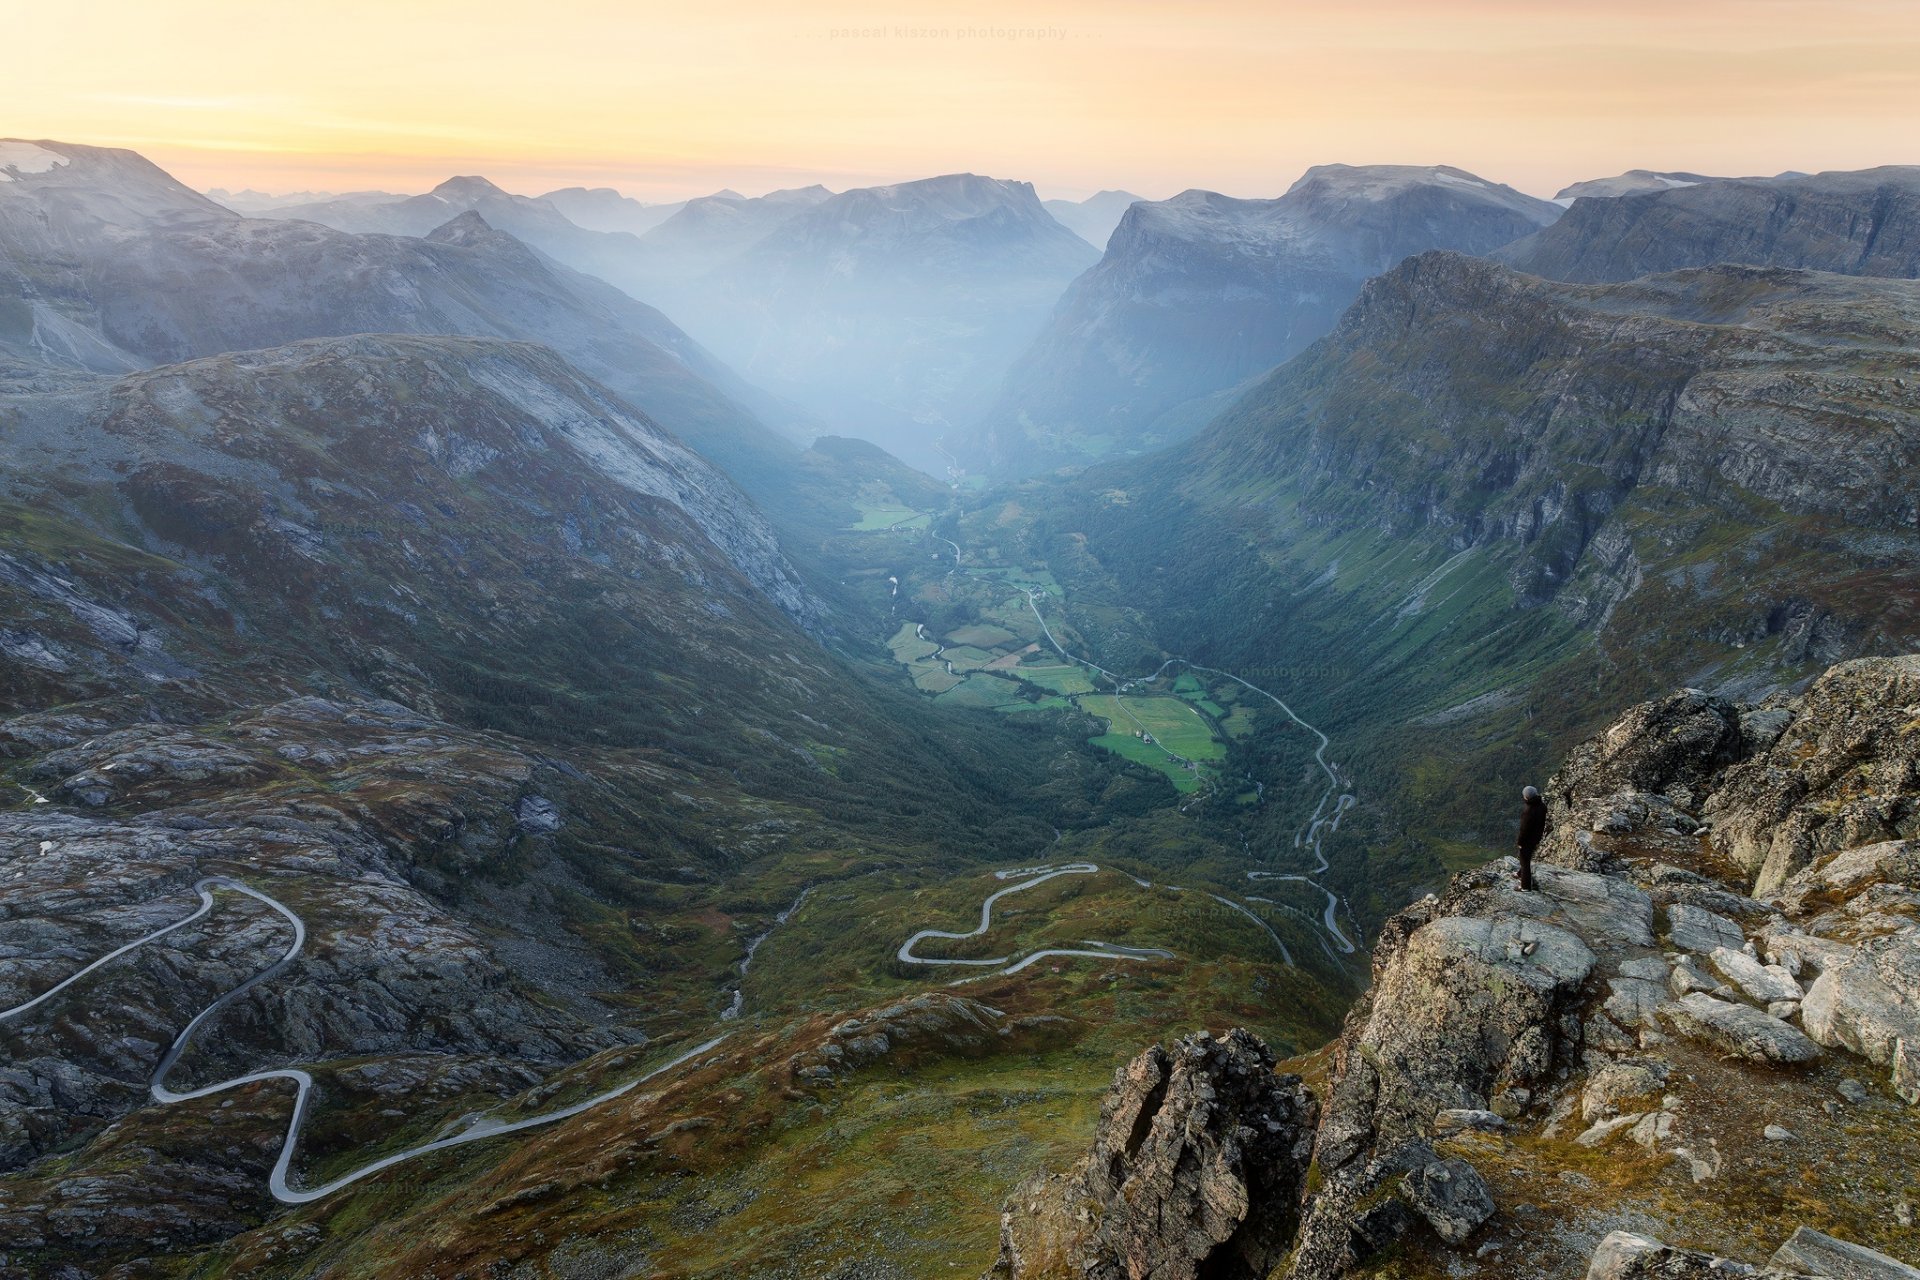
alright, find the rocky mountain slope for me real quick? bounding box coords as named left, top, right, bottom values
left=258, top=174, right=670, bottom=298
left=0, top=324, right=1228, bottom=1275
left=991, top=654, right=1920, bottom=1279
left=1035, top=249, right=1920, bottom=921
left=969, top=165, right=1562, bottom=475
left=1552, top=171, right=1723, bottom=203
left=653, top=173, right=1101, bottom=469
left=0, top=139, right=803, bottom=492
left=1499, top=167, right=1920, bottom=282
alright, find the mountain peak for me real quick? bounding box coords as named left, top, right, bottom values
left=424, top=209, right=498, bottom=245
left=430, top=175, right=510, bottom=202
left=0, top=137, right=232, bottom=230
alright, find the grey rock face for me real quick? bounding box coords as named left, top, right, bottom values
left=1398, top=1154, right=1494, bottom=1244
left=1801, top=932, right=1920, bottom=1103
left=1432, top=1108, right=1506, bottom=1136
left=989, top=1028, right=1318, bottom=1280
left=1769, top=1226, right=1920, bottom=1279
left=1668, top=905, right=1748, bottom=955
left=1704, top=656, right=1920, bottom=892
left=1660, top=993, right=1821, bottom=1065
left=1281, top=866, right=1597, bottom=1280
left=1709, top=947, right=1804, bottom=1004
left=973, top=164, right=1561, bottom=474
left=1583, top=1230, right=1780, bottom=1279
left=1547, top=690, right=1745, bottom=830
left=1498, top=166, right=1920, bottom=284
left=513, top=795, right=561, bottom=835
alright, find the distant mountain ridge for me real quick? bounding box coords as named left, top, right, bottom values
left=0, top=138, right=803, bottom=496
left=1045, top=249, right=1920, bottom=917
left=968, top=163, right=1563, bottom=475
left=1042, top=189, right=1146, bottom=249
left=538, top=185, right=687, bottom=235
left=649, top=172, right=1101, bottom=469
left=1552, top=168, right=1722, bottom=202
left=1501, top=165, right=1920, bottom=281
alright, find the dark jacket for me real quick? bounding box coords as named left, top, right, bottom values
left=1516, top=797, right=1548, bottom=851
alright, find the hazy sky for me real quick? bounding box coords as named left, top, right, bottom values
left=9, top=0, right=1917, bottom=201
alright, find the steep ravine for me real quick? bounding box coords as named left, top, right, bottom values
left=989, top=653, right=1920, bottom=1280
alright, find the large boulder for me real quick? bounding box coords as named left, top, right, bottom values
left=1801, top=932, right=1920, bottom=1104
left=1398, top=1154, right=1495, bottom=1245
left=1704, top=656, right=1920, bottom=893
left=1660, top=993, right=1821, bottom=1065
left=1543, top=690, right=1745, bottom=867
left=989, top=1028, right=1318, bottom=1280
left=1585, top=1231, right=1773, bottom=1279
left=1768, top=1226, right=1920, bottom=1278
left=1282, top=868, right=1597, bottom=1280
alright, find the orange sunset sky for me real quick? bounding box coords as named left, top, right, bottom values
left=7, top=0, right=1917, bottom=202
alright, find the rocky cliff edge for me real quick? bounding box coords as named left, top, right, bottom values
left=991, top=654, right=1920, bottom=1279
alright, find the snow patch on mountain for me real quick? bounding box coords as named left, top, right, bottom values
left=0, top=141, right=70, bottom=179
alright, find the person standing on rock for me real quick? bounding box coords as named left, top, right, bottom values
left=1515, top=785, right=1547, bottom=890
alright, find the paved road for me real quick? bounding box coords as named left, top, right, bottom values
left=1019, top=584, right=1360, bottom=955
left=897, top=863, right=1177, bottom=975
left=1, top=876, right=727, bottom=1204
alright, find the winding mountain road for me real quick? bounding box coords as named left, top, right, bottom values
left=895, top=861, right=1316, bottom=977
left=0, top=876, right=727, bottom=1205
left=1018, top=584, right=1360, bottom=955
left=897, top=862, right=1175, bottom=974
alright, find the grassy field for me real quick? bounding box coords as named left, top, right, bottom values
left=996, top=696, right=1073, bottom=714
left=847, top=501, right=931, bottom=531
left=887, top=621, right=937, bottom=662
left=935, top=673, right=1030, bottom=710
left=1088, top=731, right=1202, bottom=792
left=938, top=645, right=1000, bottom=672
left=1014, top=663, right=1098, bottom=695
left=945, top=623, right=1020, bottom=649
left=1078, top=695, right=1224, bottom=762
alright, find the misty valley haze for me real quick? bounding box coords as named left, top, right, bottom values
left=3, top=5, right=1920, bottom=1277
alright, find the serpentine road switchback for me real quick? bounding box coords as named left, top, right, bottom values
left=910, top=521, right=1360, bottom=959
left=1015, top=579, right=1361, bottom=958
left=897, top=860, right=1307, bottom=974
left=0, top=876, right=727, bottom=1205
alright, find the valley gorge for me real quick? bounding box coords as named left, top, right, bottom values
left=3, top=118, right=1918, bottom=1280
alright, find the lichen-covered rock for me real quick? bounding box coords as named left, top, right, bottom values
left=1709, top=947, right=1804, bottom=1004
left=1768, top=1226, right=1920, bottom=1278
left=989, top=1028, right=1318, bottom=1280
left=1584, top=1230, right=1759, bottom=1278
left=1801, top=932, right=1920, bottom=1104
left=1542, top=689, right=1745, bottom=867
left=1704, top=656, right=1920, bottom=893
left=1281, top=866, right=1597, bottom=1280
left=1660, top=993, right=1821, bottom=1065
left=1667, top=904, right=1747, bottom=955
left=1397, top=1154, right=1494, bottom=1245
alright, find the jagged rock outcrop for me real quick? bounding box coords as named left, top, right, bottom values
left=988, top=1028, right=1318, bottom=1280
left=996, top=655, right=1920, bottom=1280
left=1702, top=656, right=1920, bottom=892
left=1801, top=933, right=1920, bottom=1103
left=1542, top=689, right=1744, bottom=867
